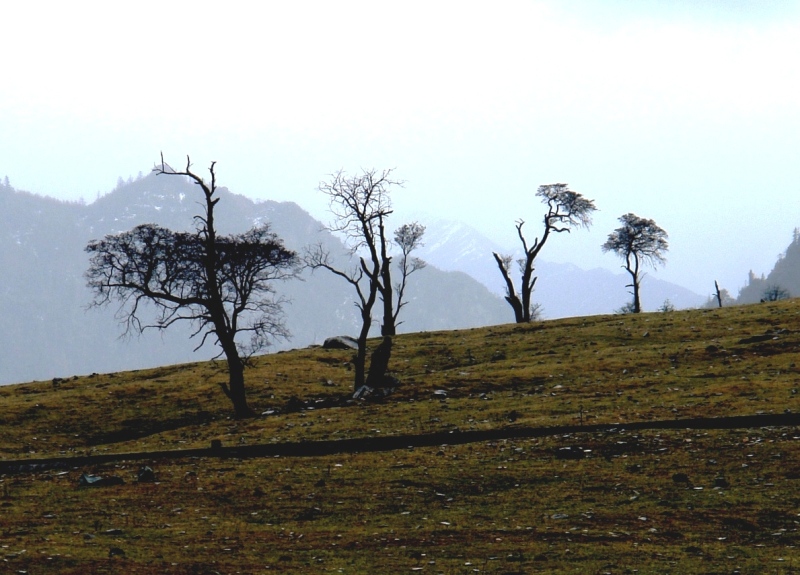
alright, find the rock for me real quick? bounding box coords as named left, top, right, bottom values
left=672, top=472, right=691, bottom=485
left=490, top=350, right=506, bottom=362
left=78, top=473, right=124, bottom=488
left=285, top=396, right=306, bottom=412
left=738, top=334, right=774, bottom=344
left=137, top=466, right=156, bottom=483
left=555, top=446, right=586, bottom=460
left=323, top=336, right=359, bottom=350
left=353, top=382, right=399, bottom=400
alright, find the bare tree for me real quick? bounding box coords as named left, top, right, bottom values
left=602, top=213, right=669, bottom=314
left=493, top=183, right=597, bottom=323
left=305, top=169, right=423, bottom=391
left=762, top=284, right=791, bottom=302
left=85, top=156, right=298, bottom=417
left=391, top=222, right=426, bottom=331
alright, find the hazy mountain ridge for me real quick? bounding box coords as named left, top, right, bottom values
left=6, top=174, right=781, bottom=386
left=0, top=175, right=509, bottom=385
left=408, top=215, right=706, bottom=317
left=736, top=229, right=800, bottom=304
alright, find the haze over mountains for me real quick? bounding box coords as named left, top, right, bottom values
left=0, top=170, right=749, bottom=385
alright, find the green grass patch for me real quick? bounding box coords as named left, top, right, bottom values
left=1, top=301, right=799, bottom=573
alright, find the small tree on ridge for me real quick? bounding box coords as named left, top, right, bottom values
left=493, top=183, right=597, bottom=323
left=602, top=213, right=668, bottom=314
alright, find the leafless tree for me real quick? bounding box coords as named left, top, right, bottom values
left=493, top=183, right=597, bottom=323
left=602, top=213, right=669, bottom=314
left=85, top=155, right=298, bottom=417
left=305, top=169, right=423, bottom=391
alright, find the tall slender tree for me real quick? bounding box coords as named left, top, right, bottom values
left=85, top=156, right=298, bottom=417
left=493, top=183, right=597, bottom=322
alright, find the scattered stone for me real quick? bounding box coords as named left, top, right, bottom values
left=738, top=333, right=776, bottom=344
left=108, top=547, right=125, bottom=558
left=672, top=472, right=691, bottom=485
left=490, top=350, right=507, bottom=362
left=78, top=473, right=124, bottom=488
left=285, top=396, right=306, bottom=412
left=136, top=466, right=156, bottom=483
left=555, top=446, right=586, bottom=460
left=353, top=383, right=398, bottom=401
left=714, top=477, right=730, bottom=489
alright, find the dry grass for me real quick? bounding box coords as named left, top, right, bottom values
left=1, top=301, right=799, bottom=573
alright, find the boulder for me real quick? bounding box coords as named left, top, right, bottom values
left=323, top=336, right=359, bottom=350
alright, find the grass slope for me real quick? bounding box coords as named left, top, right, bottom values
left=1, top=301, right=799, bottom=573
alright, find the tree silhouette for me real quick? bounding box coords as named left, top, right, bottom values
left=493, top=184, right=597, bottom=322
left=602, top=213, right=669, bottom=314
left=762, top=284, right=790, bottom=302
left=305, top=168, right=423, bottom=391
left=85, top=156, right=298, bottom=417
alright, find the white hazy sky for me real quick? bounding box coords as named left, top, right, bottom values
left=2, top=0, right=800, bottom=299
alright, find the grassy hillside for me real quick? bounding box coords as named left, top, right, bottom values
left=1, top=301, right=799, bottom=573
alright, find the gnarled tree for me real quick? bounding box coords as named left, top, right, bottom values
left=85, top=156, right=298, bottom=417
left=493, top=183, right=597, bottom=322
left=602, top=213, right=669, bottom=313
left=305, top=168, right=423, bottom=392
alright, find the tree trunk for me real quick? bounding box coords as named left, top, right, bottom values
left=365, top=336, right=392, bottom=388
left=381, top=276, right=396, bottom=336
left=520, top=253, right=535, bottom=322
left=505, top=295, right=525, bottom=323
left=626, top=253, right=642, bottom=313
left=493, top=252, right=525, bottom=323
left=215, top=323, right=254, bottom=418
left=632, top=277, right=641, bottom=313
left=221, top=357, right=253, bottom=419
left=380, top=221, right=395, bottom=336
left=353, top=307, right=372, bottom=391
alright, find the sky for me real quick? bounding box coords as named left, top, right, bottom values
left=2, top=0, right=800, bottom=300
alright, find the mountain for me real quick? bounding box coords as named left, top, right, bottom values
left=407, top=216, right=706, bottom=317
left=0, top=174, right=509, bottom=385
left=736, top=229, right=800, bottom=304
